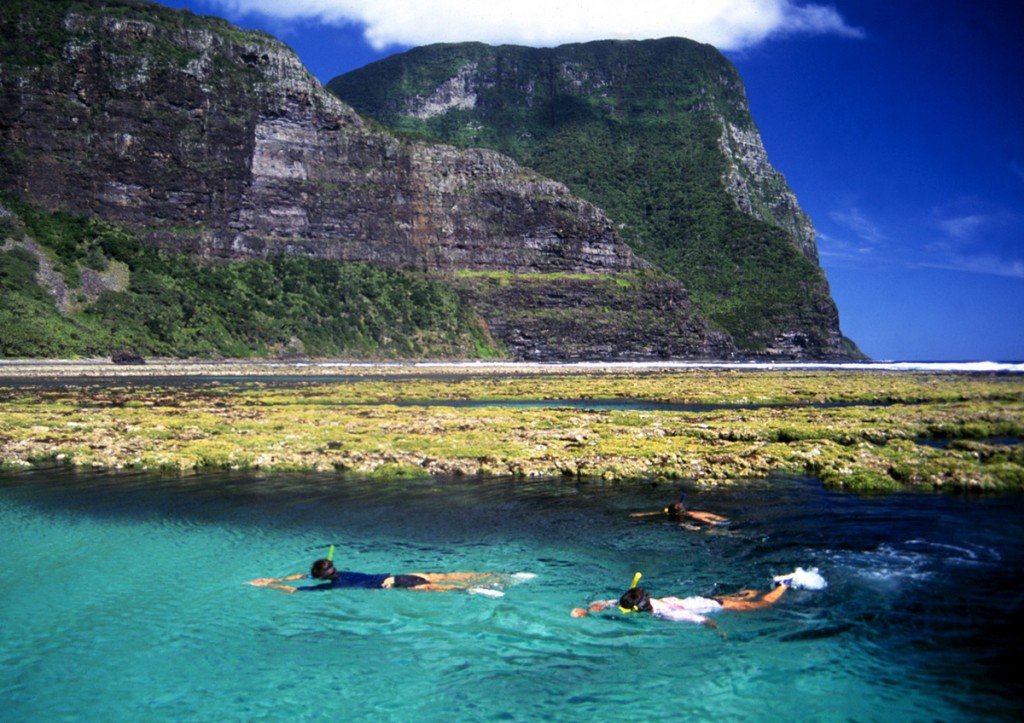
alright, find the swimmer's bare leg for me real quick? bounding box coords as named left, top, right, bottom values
left=715, top=584, right=787, bottom=611
left=413, top=572, right=503, bottom=589
left=407, top=583, right=462, bottom=592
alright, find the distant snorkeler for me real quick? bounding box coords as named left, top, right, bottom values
left=630, top=492, right=730, bottom=529
left=246, top=546, right=533, bottom=596
left=571, top=568, right=826, bottom=630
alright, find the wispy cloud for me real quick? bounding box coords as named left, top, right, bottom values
left=821, top=203, right=1024, bottom=279
left=200, top=0, right=862, bottom=50
left=828, top=207, right=886, bottom=246
left=919, top=254, right=1024, bottom=279
left=937, top=214, right=987, bottom=240
left=922, top=206, right=1024, bottom=278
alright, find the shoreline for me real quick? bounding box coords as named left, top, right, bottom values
left=1, top=358, right=1022, bottom=378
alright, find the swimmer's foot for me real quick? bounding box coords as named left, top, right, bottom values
left=468, top=587, right=505, bottom=598
left=773, top=570, right=797, bottom=588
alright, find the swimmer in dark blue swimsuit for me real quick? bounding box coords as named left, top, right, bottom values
left=247, top=558, right=507, bottom=594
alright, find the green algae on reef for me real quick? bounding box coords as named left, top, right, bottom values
left=1, top=367, right=1022, bottom=491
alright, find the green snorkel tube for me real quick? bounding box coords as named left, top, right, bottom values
left=618, top=571, right=643, bottom=613
left=307, top=544, right=337, bottom=580
left=305, top=540, right=337, bottom=581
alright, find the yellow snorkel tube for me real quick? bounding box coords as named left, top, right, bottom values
left=618, top=571, right=643, bottom=613
left=327, top=544, right=335, bottom=562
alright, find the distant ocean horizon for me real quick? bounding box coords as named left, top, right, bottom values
left=309, top=360, right=1024, bottom=373
left=1, top=359, right=1022, bottom=376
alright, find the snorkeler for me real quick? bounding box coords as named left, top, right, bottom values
left=630, top=492, right=729, bottom=529
left=570, top=569, right=825, bottom=626
left=246, top=547, right=523, bottom=594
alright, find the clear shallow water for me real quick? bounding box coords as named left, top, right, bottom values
left=2, top=469, right=1022, bottom=722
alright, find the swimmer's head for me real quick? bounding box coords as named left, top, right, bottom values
left=618, top=586, right=653, bottom=613
left=665, top=501, right=686, bottom=519
left=663, top=493, right=687, bottom=517
left=310, top=558, right=337, bottom=580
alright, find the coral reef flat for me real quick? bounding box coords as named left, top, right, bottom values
left=1, top=360, right=1021, bottom=490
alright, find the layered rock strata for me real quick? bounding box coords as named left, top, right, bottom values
left=0, top=3, right=639, bottom=275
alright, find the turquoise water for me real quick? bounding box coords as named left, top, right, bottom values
left=2, top=469, right=1021, bottom=721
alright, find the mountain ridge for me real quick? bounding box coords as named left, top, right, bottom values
left=328, top=38, right=859, bottom=357
left=0, top=0, right=860, bottom=360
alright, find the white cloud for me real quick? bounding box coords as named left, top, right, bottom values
left=202, top=0, right=861, bottom=50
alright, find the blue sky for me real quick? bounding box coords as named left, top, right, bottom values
left=160, top=1, right=1023, bottom=361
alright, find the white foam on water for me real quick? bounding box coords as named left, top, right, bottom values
left=773, top=566, right=828, bottom=590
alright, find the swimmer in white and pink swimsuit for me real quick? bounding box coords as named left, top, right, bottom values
left=571, top=571, right=791, bottom=628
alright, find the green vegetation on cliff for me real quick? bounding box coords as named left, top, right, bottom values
left=328, top=39, right=855, bottom=356
left=1, top=2, right=858, bottom=361
left=0, top=196, right=500, bottom=359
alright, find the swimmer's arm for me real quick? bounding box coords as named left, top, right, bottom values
left=571, top=599, right=617, bottom=617
left=245, top=573, right=307, bottom=592
left=629, top=510, right=665, bottom=518
left=702, top=618, right=727, bottom=640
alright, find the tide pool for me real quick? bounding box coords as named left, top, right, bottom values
left=2, top=469, right=1021, bottom=721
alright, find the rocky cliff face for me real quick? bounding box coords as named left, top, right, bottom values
left=328, top=39, right=861, bottom=359
left=328, top=39, right=820, bottom=257
left=0, top=1, right=638, bottom=275
left=452, top=271, right=734, bottom=361
left=0, top=1, right=859, bottom=360
left=718, top=119, right=819, bottom=263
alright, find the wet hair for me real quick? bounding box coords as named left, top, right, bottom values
left=665, top=501, right=687, bottom=519
left=618, top=586, right=653, bottom=613
left=310, top=558, right=337, bottom=580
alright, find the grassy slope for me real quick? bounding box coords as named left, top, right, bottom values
left=0, top=195, right=500, bottom=359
